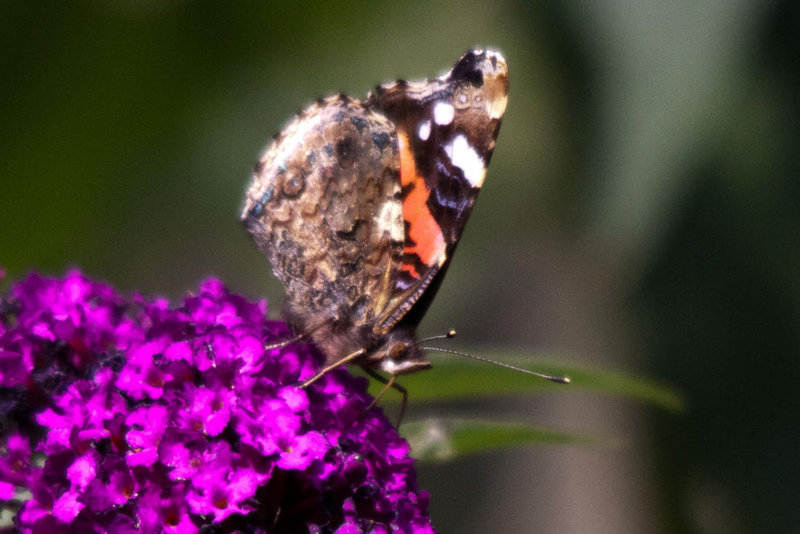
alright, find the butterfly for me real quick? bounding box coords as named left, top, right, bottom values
left=242, top=49, right=524, bottom=408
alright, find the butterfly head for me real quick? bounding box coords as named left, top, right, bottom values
left=367, top=329, right=433, bottom=376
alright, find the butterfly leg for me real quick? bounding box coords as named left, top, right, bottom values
left=363, top=367, right=408, bottom=427
left=264, top=315, right=337, bottom=350
left=264, top=332, right=307, bottom=350
left=301, top=348, right=366, bottom=388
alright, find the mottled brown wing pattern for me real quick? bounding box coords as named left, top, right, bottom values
left=242, top=95, right=405, bottom=361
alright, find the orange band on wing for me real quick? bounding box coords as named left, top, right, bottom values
left=399, top=133, right=417, bottom=188
left=398, top=132, right=445, bottom=272
left=401, top=262, right=421, bottom=279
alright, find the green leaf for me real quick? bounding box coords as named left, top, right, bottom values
left=402, top=418, right=596, bottom=461
left=362, top=351, right=683, bottom=413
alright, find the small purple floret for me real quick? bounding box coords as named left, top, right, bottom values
left=0, top=270, right=434, bottom=533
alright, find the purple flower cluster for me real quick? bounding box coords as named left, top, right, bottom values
left=0, top=271, right=434, bottom=533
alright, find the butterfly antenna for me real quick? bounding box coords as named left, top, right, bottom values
left=415, top=329, right=458, bottom=346
left=420, top=346, right=571, bottom=384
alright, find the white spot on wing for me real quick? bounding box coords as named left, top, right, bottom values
left=433, top=101, right=454, bottom=125
left=445, top=134, right=486, bottom=188
left=376, top=199, right=404, bottom=242
left=418, top=119, right=431, bottom=141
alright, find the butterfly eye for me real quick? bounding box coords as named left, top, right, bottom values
left=388, top=343, right=407, bottom=361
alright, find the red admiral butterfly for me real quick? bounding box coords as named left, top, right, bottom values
left=243, top=49, right=565, bottom=407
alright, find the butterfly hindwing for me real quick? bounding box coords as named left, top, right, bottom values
left=242, top=95, right=405, bottom=359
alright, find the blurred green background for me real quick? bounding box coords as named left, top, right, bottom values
left=2, top=1, right=799, bottom=532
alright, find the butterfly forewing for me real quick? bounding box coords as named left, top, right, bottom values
left=367, top=49, right=509, bottom=333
